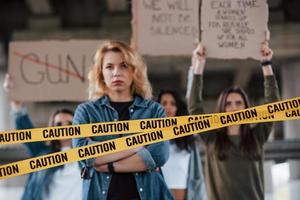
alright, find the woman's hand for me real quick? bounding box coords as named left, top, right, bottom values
left=260, top=41, right=273, bottom=61
left=3, top=74, right=13, bottom=92
left=260, top=41, right=274, bottom=76
left=94, top=164, right=109, bottom=172
left=3, top=74, right=23, bottom=111
left=191, top=43, right=206, bottom=75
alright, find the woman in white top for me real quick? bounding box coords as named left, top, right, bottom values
left=158, top=90, right=207, bottom=200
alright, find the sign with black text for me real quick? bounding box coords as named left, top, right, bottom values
left=201, top=0, right=269, bottom=60
left=8, top=40, right=104, bottom=102
left=132, top=0, right=199, bottom=55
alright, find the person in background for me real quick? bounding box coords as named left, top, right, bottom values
left=158, top=90, right=207, bottom=200
left=186, top=41, right=280, bottom=200
left=72, top=40, right=173, bottom=200
left=3, top=74, right=82, bottom=200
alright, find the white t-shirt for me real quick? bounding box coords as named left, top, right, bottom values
left=162, top=143, right=191, bottom=189
left=43, top=147, right=82, bottom=200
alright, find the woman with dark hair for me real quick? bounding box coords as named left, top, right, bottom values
left=186, top=42, right=280, bottom=200
left=158, top=90, right=207, bottom=200
left=4, top=74, right=82, bottom=200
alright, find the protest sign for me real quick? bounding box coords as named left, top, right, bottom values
left=132, top=0, right=199, bottom=55
left=201, top=0, right=269, bottom=60
left=8, top=40, right=104, bottom=101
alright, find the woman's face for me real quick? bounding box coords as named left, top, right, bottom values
left=53, top=113, right=73, bottom=146
left=53, top=113, right=73, bottom=126
left=102, top=51, right=134, bottom=95
left=225, top=92, right=246, bottom=112
left=160, top=93, right=177, bottom=117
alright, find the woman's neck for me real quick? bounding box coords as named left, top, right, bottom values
left=108, top=91, right=133, bottom=102
left=227, top=125, right=241, bottom=136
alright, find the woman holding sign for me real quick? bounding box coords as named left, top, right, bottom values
left=186, top=42, right=280, bottom=200
left=72, top=40, right=173, bottom=200
left=3, top=75, right=82, bottom=200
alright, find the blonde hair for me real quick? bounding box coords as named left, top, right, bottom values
left=88, top=40, right=152, bottom=100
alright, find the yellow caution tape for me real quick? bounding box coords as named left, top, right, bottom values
left=0, top=97, right=300, bottom=179
left=1, top=97, right=300, bottom=145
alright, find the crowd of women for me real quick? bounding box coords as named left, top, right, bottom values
left=3, top=39, right=280, bottom=200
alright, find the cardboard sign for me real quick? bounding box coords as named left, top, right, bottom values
left=131, top=0, right=199, bottom=55
left=8, top=40, right=104, bottom=102
left=201, top=0, right=269, bottom=60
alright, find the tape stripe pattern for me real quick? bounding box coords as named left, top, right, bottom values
left=1, top=97, right=300, bottom=145
left=0, top=97, right=300, bottom=179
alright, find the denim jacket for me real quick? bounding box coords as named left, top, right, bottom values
left=72, top=95, right=173, bottom=200
left=12, top=108, right=61, bottom=200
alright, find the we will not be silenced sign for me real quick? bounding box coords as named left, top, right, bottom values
left=132, top=0, right=199, bottom=56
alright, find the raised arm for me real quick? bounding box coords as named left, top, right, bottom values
left=3, top=74, right=48, bottom=157
left=260, top=41, right=280, bottom=103
left=187, top=44, right=206, bottom=115
left=254, top=41, right=281, bottom=142
left=186, top=44, right=215, bottom=144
